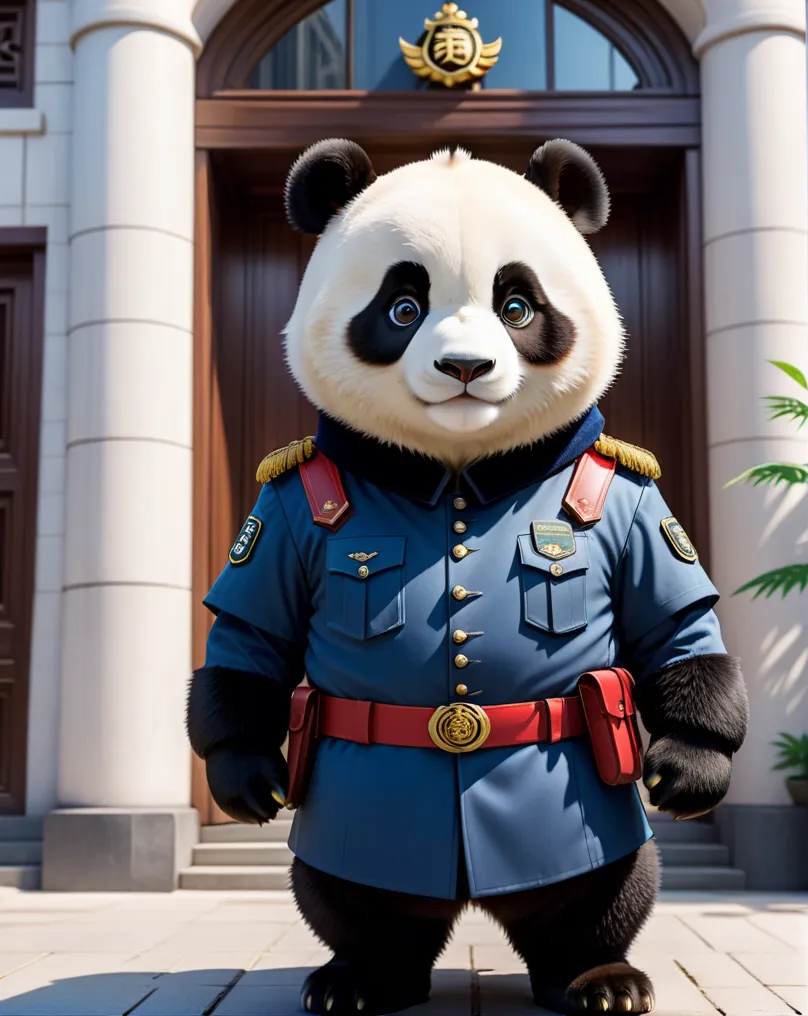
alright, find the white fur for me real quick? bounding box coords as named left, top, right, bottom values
left=283, top=151, right=624, bottom=467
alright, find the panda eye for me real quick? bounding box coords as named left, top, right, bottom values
left=500, top=296, right=534, bottom=328
left=389, top=296, right=421, bottom=327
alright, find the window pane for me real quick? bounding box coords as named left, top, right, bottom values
left=249, top=0, right=347, bottom=90
left=553, top=5, right=639, bottom=91
left=354, top=0, right=547, bottom=91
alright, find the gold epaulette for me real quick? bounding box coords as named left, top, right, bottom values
left=256, top=436, right=316, bottom=484
left=594, top=433, right=661, bottom=480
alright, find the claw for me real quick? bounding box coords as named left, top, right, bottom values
left=581, top=999, right=588, bottom=1010
left=304, top=994, right=313, bottom=1012
left=645, top=773, right=662, bottom=790
left=596, top=997, right=609, bottom=1011
left=640, top=993, right=653, bottom=1013
left=356, top=998, right=366, bottom=1011
left=325, top=991, right=335, bottom=1012
left=616, top=993, right=633, bottom=1011
left=674, top=808, right=712, bottom=821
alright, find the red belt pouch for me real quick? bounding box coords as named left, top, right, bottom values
left=286, top=686, right=321, bottom=809
left=577, top=668, right=643, bottom=786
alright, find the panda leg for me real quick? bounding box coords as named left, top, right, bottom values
left=477, top=841, right=659, bottom=1014
left=291, top=857, right=466, bottom=1015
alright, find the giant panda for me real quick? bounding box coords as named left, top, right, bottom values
left=187, top=139, right=748, bottom=1016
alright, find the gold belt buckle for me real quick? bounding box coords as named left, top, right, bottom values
left=428, top=702, right=491, bottom=753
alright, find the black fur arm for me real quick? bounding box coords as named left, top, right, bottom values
left=186, top=665, right=291, bottom=759
left=635, top=653, right=748, bottom=755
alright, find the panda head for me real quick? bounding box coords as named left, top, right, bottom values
left=282, top=138, right=623, bottom=466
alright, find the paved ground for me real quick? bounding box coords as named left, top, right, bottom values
left=0, top=888, right=803, bottom=1015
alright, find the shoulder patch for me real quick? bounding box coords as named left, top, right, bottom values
left=229, top=515, right=262, bottom=565
left=661, top=517, right=698, bottom=563
left=594, top=433, right=661, bottom=480
left=256, top=436, right=316, bottom=484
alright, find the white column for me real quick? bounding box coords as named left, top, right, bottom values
left=58, top=0, right=201, bottom=808
left=697, top=0, right=808, bottom=805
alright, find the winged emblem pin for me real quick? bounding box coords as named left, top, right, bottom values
left=348, top=552, right=379, bottom=563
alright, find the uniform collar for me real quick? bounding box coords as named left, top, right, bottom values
left=314, top=406, right=605, bottom=507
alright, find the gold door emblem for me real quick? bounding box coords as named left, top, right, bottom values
left=400, top=4, right=502, bottom=88
left=428, top=702, right=491, bottom=753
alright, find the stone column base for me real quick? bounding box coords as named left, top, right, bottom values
left=42, top=808, right=200, bottom=891
left=714, top=804, right=808, bottom=891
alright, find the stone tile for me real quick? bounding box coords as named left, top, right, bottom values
left=770, top=985, right=807, bottom=1011
left=0, top=138, right=24, bottom=205
left=0, top=953, right=141, bottom=998
left=25, top=134, right=71, bottom=206
left=167, top=955, right=261, bottom=983
left=473, top=944, right=526, bottom=974
left=34, top=84, right=73, bottom=134
left=35, top=1, right=71, bottom=45
left=211, top=984, right=303, bottom=1015
left=0, top=206, right=24, bottom=226
left=732, top=952, right=808, bottom=986
left=676, top=953, right=761, bottom=988
left=748, top=913, right=808, bottom=949
left=632, top=956, right=718, bottom=1015
left=35, top=44, right=72, bottom=84
left=680, top=916, right=795, bottom=954
left=0, top=955, right=47, bottom=978
left=631, top=915, right=713, bottom=952
left=160, top=923, right=288, bottom=953
left=477, top=972, right=536, bottom=1014
left=0, top=922, right=179, bottom=955
left=0, top=981, right=154, bottom=1016
left=240, top=966, right=314, bottom=987
left=701, top=985, right=794, bottom=1014
left=130, top=982, right=228, bottom=1015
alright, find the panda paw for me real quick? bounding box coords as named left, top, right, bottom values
left=643, top=732, right=732, bottom=819
left=558, top=963, right=654, bottom=1013
left=300, top=959, right=430, bottom=1015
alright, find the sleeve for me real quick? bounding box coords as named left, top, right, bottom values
left=615, top=479, right=727, bottom=679
left=204, top=611, right=305, bottom=694
left=203, top=480, right=311, bottom=645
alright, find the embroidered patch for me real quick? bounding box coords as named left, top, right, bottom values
left=229, top=516, right=262, bottom=566
left=661, top=517, right=698, bottom=563
left=531, top=520, right=576, bottom=560
left=348, top=552, right=378, bottom=563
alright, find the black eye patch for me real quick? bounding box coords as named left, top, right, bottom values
left=348, top=262, right=430, bottom=365
left=492, top=261, right=576, bottom=365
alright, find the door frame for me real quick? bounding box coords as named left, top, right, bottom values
left=192, top=92, right=706, bottom=819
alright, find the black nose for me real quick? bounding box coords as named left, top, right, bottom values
left=434, top=357, right=496, bottom=385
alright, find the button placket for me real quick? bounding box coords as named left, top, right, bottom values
left=448, top=493, right=482, bottom=692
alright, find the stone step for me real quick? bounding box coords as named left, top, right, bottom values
left=0, top=817, right=43, bottom=841
left=649, top=819, right=717, bottom=844
left=192, top=841, right=293, bottom=866
left=657, top=842, right=729, bottom=867
left=660, top=865, right=746, bottom=891
left=0, top=865, right=41, bottom=890
left=0, top=841, right=42, bottom=865
left=179, top=864, right=291, bottom=891
left=201, top=820, right=293, bottom=843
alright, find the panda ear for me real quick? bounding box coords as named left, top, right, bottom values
left=284, top=138, right=377, bottom=235
left=525, top=139, right=609, bottom=234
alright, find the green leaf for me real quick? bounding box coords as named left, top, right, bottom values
left=734, top=565, right=808, bottom=599
left=769, top=360, right=808, bottom=389
left=764, top=396, right=808, bottom=429
left=724, top=462, right=808, bottom=489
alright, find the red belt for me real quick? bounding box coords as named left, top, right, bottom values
left=319, top=693, right=586, bottom=754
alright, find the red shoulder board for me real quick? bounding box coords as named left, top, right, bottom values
left=562, top=447, right=617, bottom=525
left=299, top=453, right=352, bottom=531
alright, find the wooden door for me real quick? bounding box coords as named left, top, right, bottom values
left=0, top=243, right=45, bottom=814
left=194, top=149, right=701, bottom=820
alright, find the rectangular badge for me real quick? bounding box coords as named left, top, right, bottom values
left=531, top=520, right=576, bottom=560
left=229, top=515, right=262, bottom=566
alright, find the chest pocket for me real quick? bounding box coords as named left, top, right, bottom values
left=326, top=536, right=406, bottom=641
left=518, top=533, right=589, bottom=635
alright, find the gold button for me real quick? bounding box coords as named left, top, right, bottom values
left=550, top=562, right=563, bottom=577
left=452, top=585, right=468, bottom=601
left=453, top=497, right=467, bottom=510
left=453, top=521, right=467, bottom=534
left=452, top=544, right=469, bottom=560
left=357, top=565, right=370, bottom=578
left=454, top=654, right=469, bottom=669
left=453, top=629, right=468, bottom=644
left=455, top=684, right=469, bottom=696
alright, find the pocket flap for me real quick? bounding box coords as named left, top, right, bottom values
left=518, top=532, right=589, bottom=575
left=579, top=669, right=636, bottom=718
left=326, top=536, right=406, bottom=578
left=289, top=686, right=320, bottom=733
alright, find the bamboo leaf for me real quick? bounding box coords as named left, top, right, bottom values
left=769, top=360, right=808, bottom=389
left=724, top=462, right=808, bottom=489
left=734, top=565, right=808, bottom=599
left=764, top=396, right=808, bottom=428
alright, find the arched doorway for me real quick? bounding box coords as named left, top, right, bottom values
left=192, top=0, right=705, bottom=821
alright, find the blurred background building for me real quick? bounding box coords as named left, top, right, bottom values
left=0, top=0, right=804, bottom=892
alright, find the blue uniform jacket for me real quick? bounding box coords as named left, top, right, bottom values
left=203, top=407, right=725, bottom=899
